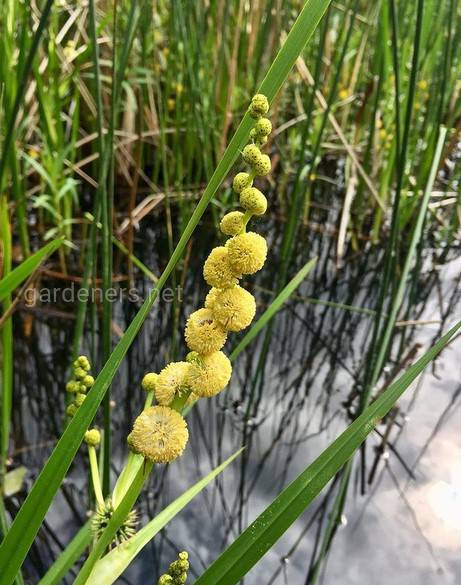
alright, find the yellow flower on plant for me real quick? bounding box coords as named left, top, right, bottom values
left=253, top=154, right=271, bottom=177
left=203, top=246, right=240, bottom=288
left=188, top=351, right=232, bottom=397
left=155, top=362, right=191, bottom=405
left=128, top=406, right=188, bottom=464
left=227, top=232, right=267, bottom=275
left=184, top=308, right=227, bottom=354
left=85, top=429, right=101, bottom=447
left=204, top=287, right=219, bottom=311
left=212, top=285, right=256, bottom=332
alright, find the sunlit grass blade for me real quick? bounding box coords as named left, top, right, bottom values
left=0, top=237, right=64, bottom=302
left=85, top=450, right=242, bottom=585
left=230, top=256, right=318, bottom=360
left=37, top=522, right=91, bottom=585
left=0, top=2, right=332, bottom=581
left=194, top=320, right=461, bottom=585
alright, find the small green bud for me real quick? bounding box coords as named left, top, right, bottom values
left=74, top=393, right=86, bottom=407
left=66, top=403, right=78, bottom=417
left=74, top=367, right=86, bottom=380
left=253, top=153, right=271, bottom=176
left=158, top=575, right=173, bottom=585
left=77, top=355, right=91, bottom=371
left=78, top=382, right=87, bottom=394
left=178, top=552, right=189, bottom=561
left=240, top=187, right=267, bottom=215
left=84, top=428, right=101, bottom=447
left=250, top=128, right=267, bottom=145
left=242, top=144, right=261, bottom=166
left=254, top=117, right=272, bottom=137
left=82, top=375, right=94, bottom=388
left=186, top=351, right=200, bottom=363
left=220, top=211, right=245, bottom=236
left=232, top=172, right=252, bottom=194
left=66, top=381, right=78, bottom=393
left=141, top=372, right=158, bottom=393
left=248, top=94, right=269, bottom=118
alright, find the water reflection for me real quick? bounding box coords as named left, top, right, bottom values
left=10, top=208, right=461, bottom=583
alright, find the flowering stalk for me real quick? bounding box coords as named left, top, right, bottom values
left=88, top=94, right=273, bottom=549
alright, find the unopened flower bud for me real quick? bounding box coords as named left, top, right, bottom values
left=84, top=428, right=101, bottom=447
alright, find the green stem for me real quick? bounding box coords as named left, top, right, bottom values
left=88, top=446, right=104, bottom=508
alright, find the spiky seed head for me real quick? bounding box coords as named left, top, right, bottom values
left=220, top=211, right=245, bottom=236
left=239, top=187, right=267, bottom=215
left=227, top=232, right=267, bottom=275
left=128, top=406, right=189, bottom=464
left=155, top=362, right=191, bottom=405
left=253, top=153, right=271, bottom=176
left=232, top=172, right=252, bottom=194
left=184, top=308, right=227, bottom=354
left=187, top=351, right=232, bottom=397
left=84, top=428, right=101, bottom=447
left=203, top=246, right=240, bottom=288
left=77, top=355, right=91, bottom=371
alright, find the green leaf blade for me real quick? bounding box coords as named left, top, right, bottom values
left=194, top=320, right=461, bottom=584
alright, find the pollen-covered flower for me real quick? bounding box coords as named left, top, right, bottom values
left=227, top=232, right=267, bottom=275
left=220, top=211, right=245, bottom=236
left=142, top=372, right=159, bottom=393
left=242, top=144, right=261, bottom=166
left=248, top=94, right=269, bottom=118
left=204, top=287, right=219, bottom=311
left=128, top=406, right=189, bottom=464
left=203, top=246, right=239, bottom=288
left=232, top=172, right=252, bottom=194
left=155, top=362, right=191, bottom=405
left=240, top=187, right=267, bottom=215
left=185, top=308, right=227, bottom=354
left=188, top=351, right=232, bottom=397
left=212, top=285, right=256, bottom=332
left=253, top=153, right=271, bottom=176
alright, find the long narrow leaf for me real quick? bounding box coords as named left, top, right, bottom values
left=194, top=320, right=461, bottom=584
left=0, top=2, right=332, bottom=581
left=0, top=237, right=64, bottom=302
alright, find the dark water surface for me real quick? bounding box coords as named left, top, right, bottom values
left=10, top=206, right=461, bottom=584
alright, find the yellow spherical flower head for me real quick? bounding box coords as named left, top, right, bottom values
left=220, top=211, right=245, bottom=236
left=155, top=361, right=191, bottom=405
left=204, top=287, right=219, bottom=311
left=188, top=351, right=232, bottom=397
left=203, top=246, right=239, bottom=288
left=253, top=154, right=271, bottom=177
left=84, top=429, right=101, bottom=447
left=254, top=117, right=272, bottom=138
left=240, top=187, right=267, bottom=215
left=212, top=285, right=256, bottom=332
left=227, top=232, right=267, bottom=275
left=185, top=308, right=227, bottom=354
left=128, top=406, right=188, bottom=464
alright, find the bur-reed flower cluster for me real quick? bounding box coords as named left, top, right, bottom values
left=65, top=355, right=94, bottom=417
left=157, top=551, right=190, bottom=585
left=128, top=94, right=272, bottom=465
